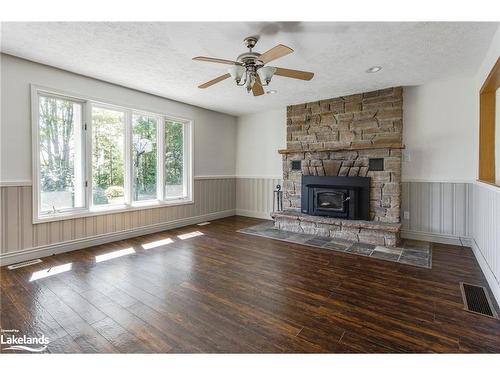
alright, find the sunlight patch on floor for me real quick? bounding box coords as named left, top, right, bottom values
left=95, top=247, right=135, bottom=263
left=177, top=231, right=204, bottom=240
left=30, top=263, right=72, bottom=281
left=141, top=238, right=174, bottom=249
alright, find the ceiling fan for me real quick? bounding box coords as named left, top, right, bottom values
left=193, top=36, right=314, bottom=96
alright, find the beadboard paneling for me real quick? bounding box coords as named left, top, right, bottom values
left=401, top=181, right=472, bottom=241
left=0, top=178, right=235, bottom=255
left=471, top=182, right=500, bottom=303
left=236, top=177, right=282, bottom=219
left=235, top=179, right=473, bottom=241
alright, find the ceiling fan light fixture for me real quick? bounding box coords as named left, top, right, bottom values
left=257, top=66, right=277, bottom=85
left=366, top=66, right=382, bottom=73
left=194, top=37, right=314, bottom=96
left=228, top=65, right=245, bottom=82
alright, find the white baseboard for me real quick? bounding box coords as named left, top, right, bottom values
left=400, top=229, right=472, bottom=247
left=470, top=239, right=500, bottom=306
left=235, top=209, right=272, bottom=220
left=0, top=209, right=236, bottom=267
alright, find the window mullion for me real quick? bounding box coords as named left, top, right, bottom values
left=32, top=89, right=41, bottom=221
left=157, top=116, right=165, bottom=201
left=125, top=110, right=132, bottom=206
left=86, top=103, right=93, bottom=209
left=183, top=123, right=188, bottom=198
left=186, top=121, right=193, bottom=202
left=78, top=101, right=87, bottom=209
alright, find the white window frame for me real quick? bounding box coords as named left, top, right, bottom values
left=32, top=88, right=88, bottom=220
left=163, top=118, right=193, bottom=202
left=31, top=85, right=194, bottom=224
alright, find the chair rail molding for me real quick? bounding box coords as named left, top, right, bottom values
left=0, top=180, right=33, bottom=187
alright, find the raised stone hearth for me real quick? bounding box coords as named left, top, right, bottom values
left=272, top=211, right=401, bottom=246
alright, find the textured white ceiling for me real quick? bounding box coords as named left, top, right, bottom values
left=1, top=22, right=497, bottom=116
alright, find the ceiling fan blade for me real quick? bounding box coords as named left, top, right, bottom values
left=252, top=76, right=265, bottom=96
left=258, top=44, right=294, bottom=64
left=274, top=67, right=314, bottom=81
left=193, top=56, right=242, bottom=65
left=198, top=73, right=231, bottom=89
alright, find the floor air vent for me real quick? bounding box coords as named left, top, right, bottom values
left=460, top=282, right=498, bottom=319
left=7, top=258, right=43, bottom=270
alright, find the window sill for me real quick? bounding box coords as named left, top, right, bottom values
left=34, top=198, right=194, bottom=224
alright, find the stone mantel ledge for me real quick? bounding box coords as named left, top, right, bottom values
left=271, top=211, right=401, bottom=233
left=278, top=143, right=406, bottom=155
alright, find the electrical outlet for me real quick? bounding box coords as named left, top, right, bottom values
left=402, top=150, right=411, bottom=162
left=403, top=211, right=410, bottom=220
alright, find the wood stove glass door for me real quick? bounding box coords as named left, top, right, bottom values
left=313, top=189, right=349, bottom=216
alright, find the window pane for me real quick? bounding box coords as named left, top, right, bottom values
left=165, top=120, right=185, bottom=198
left=39, top=95, right=83, bottom=212
left=132, top=115, right=157, bottom=201
left=92, top=107, right=125, bottom=205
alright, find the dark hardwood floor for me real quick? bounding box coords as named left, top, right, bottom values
left=1, top=216, right=499, bottom=353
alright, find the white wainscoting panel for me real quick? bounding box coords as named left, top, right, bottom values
left=234, top=179, right=474, bottom=242
left=471, top=181, right=500, bottom=304
left=0, top=178, right=236, bottom=264
left=236, top=177, right=282, bottom=219
left=401, top=181, right=472, bottom=244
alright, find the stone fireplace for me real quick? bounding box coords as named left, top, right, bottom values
left=272, top=87, right=403, bottom=246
